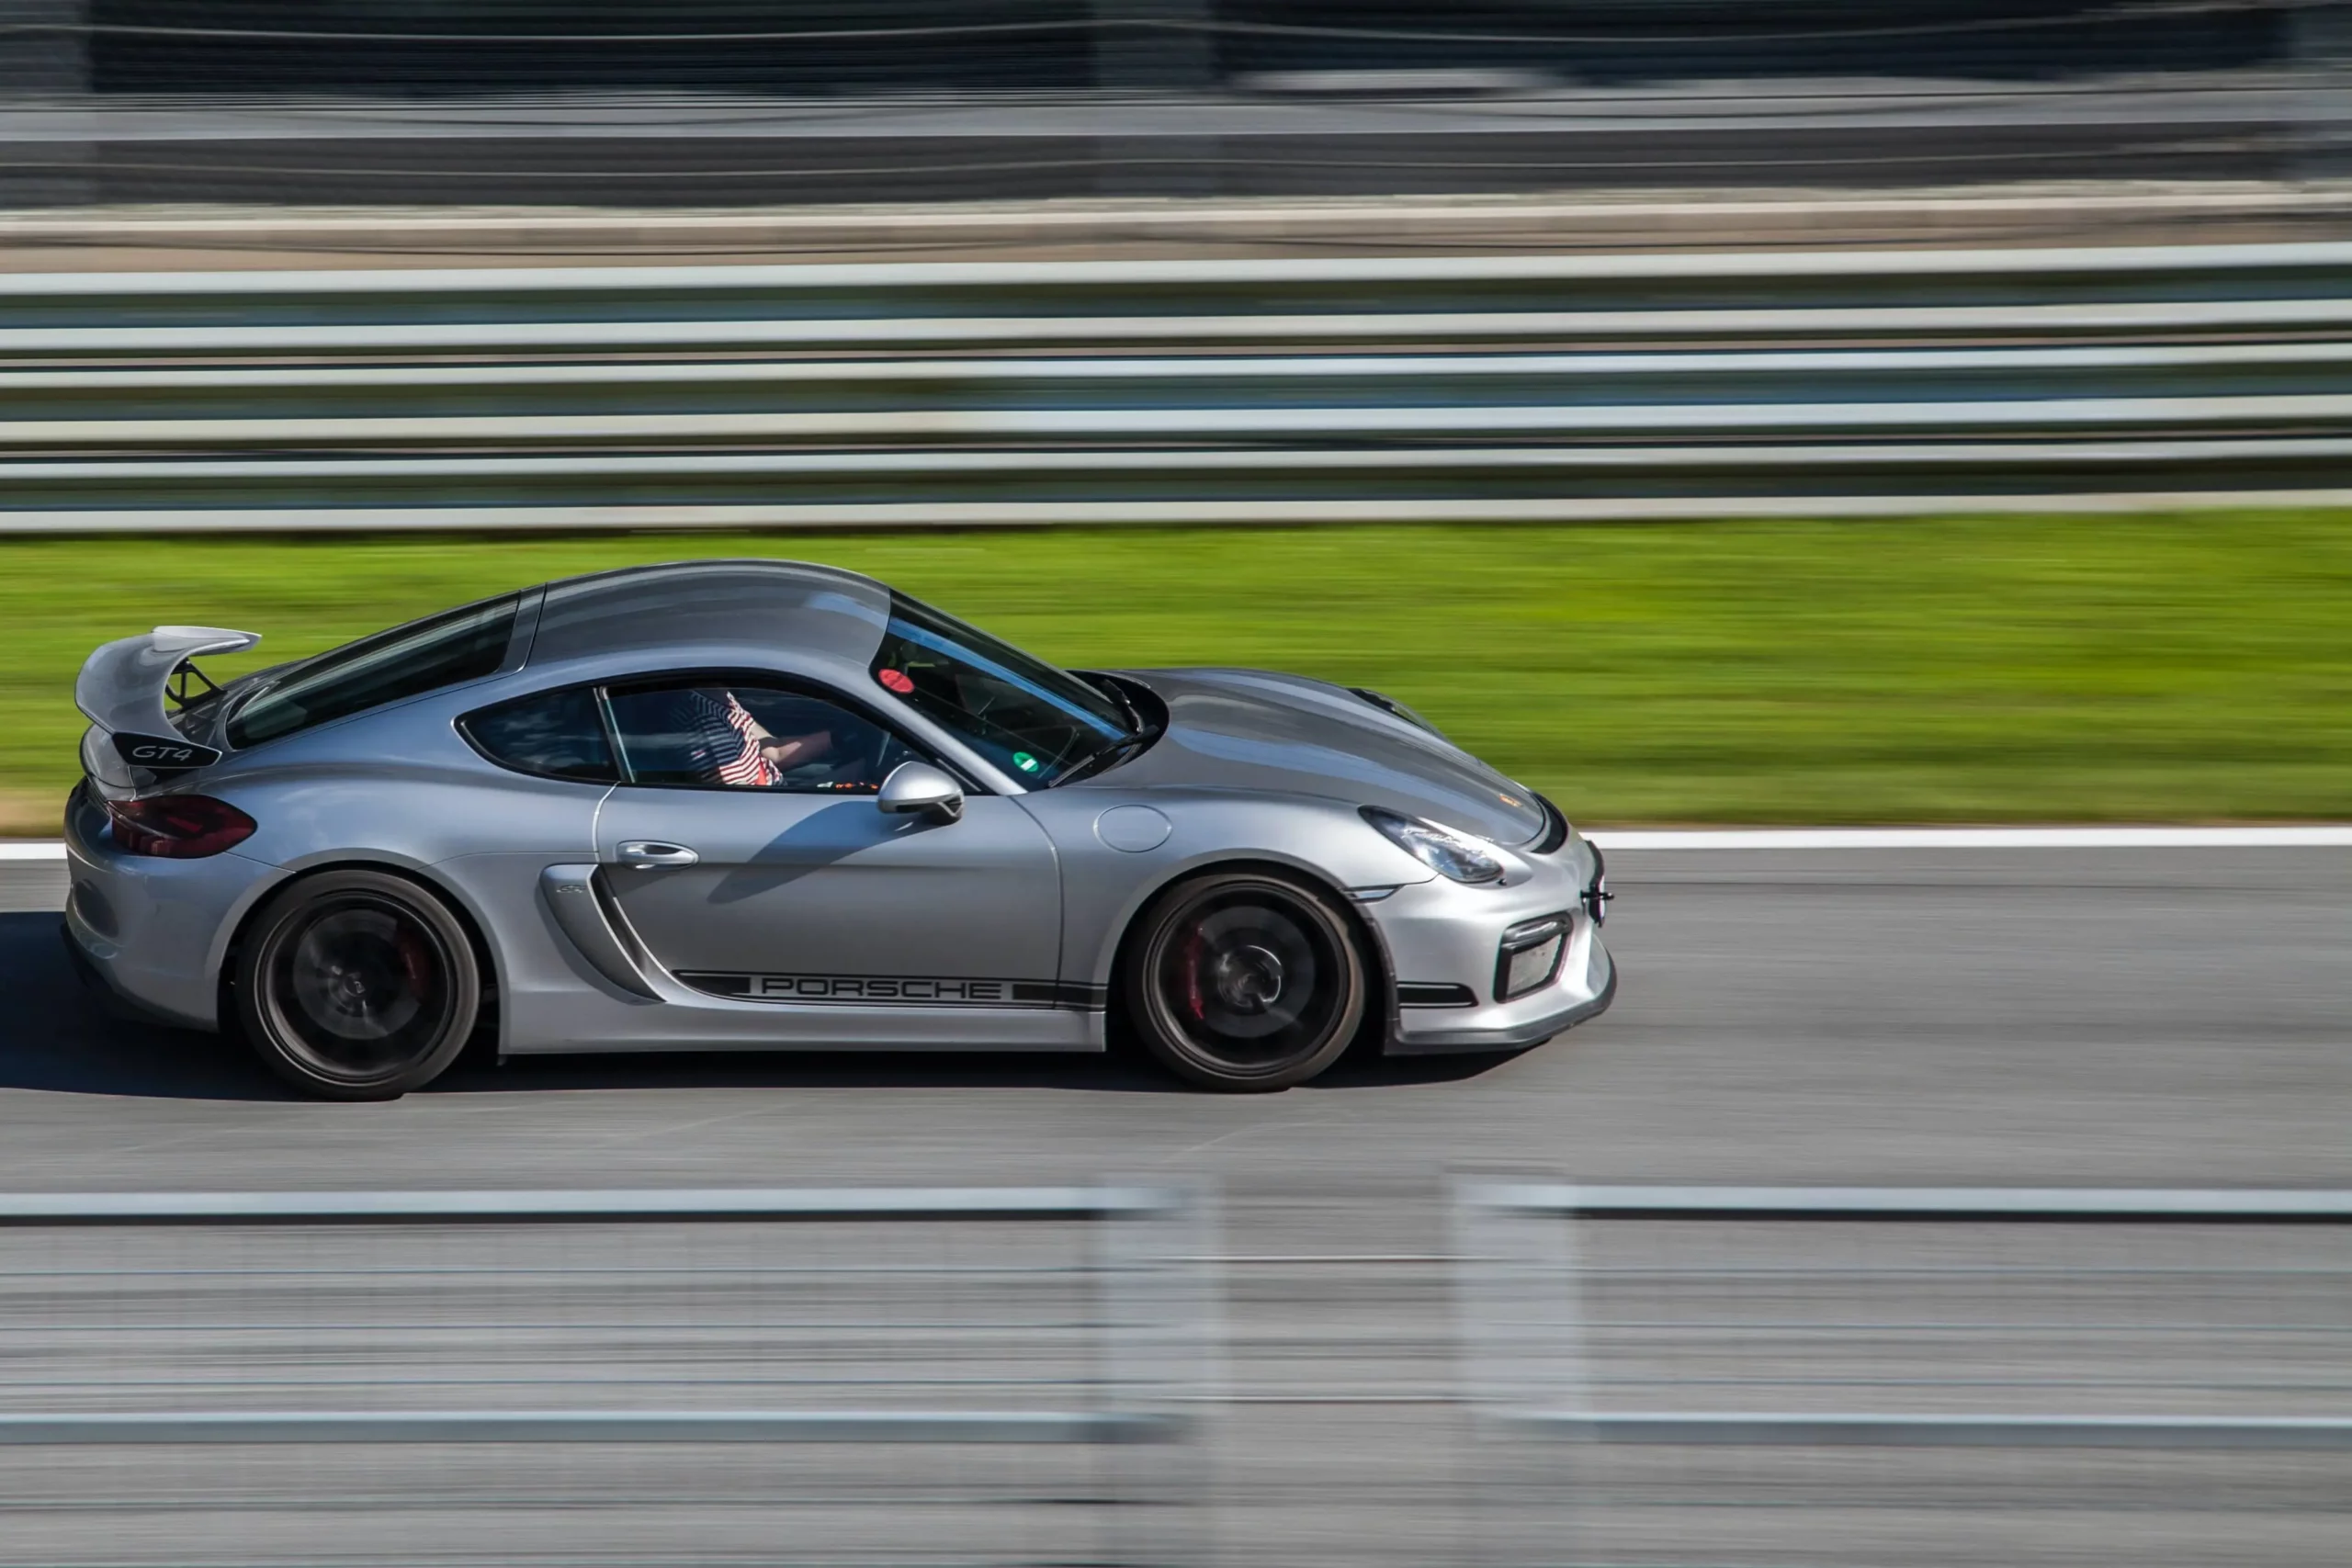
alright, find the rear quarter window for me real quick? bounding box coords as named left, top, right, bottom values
left=227, top=595, right=520, bottom=750
left=459, top=686, right=619, bottom=784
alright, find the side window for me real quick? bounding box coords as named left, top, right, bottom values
left=459, top=686, right=619, bottom=784
left=605, top=681, right=915, bottom=794
left=228, top=593, right=520, bottom=749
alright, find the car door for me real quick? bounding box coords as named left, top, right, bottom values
left=592, top=672, right=1064, bottom=1032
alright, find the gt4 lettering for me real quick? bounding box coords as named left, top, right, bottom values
left=111, top=731, right=222, bottom=773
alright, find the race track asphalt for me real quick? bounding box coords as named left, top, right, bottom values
left=0, top=844, right=2343, bottom=1565
left=4, top=844, right=2343, bottom=1192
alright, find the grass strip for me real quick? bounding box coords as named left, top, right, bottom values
left=4, top=513, right=2348, bottom=831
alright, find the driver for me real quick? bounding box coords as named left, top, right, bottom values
left=667, top=687, right=833, bottom=788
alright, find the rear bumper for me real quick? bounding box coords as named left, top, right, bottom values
left=60, top=919, right=201, bottom=1031
left=62, top=782, right=277, bottom=1032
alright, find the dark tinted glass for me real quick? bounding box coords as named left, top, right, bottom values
left=228, top=595, right=519, bottom=749
left=460, top=687, right=619, bottom=784
left=606, top=681, right=913, bottom=794
left=871, top=592, right=1132, bottom=784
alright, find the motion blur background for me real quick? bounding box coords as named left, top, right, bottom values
left=0, top=6, right=2348, bottom=1565
left=0, top=0, right=2349, bottom=204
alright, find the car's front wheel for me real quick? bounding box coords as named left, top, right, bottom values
left=1124, top=870, right=1367, bottom=1091
left=235, top=869, right=481, bottom=1100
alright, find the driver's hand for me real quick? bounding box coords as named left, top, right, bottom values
left=759, top=730, right=832, bottom=768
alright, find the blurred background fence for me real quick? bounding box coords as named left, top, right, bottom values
left=0, top=241, right=2346, bottom=530
left=0, top=1185, right=1216, bottom=1567
left=1453, top=1182, right=2352, bottom=1568
left=0, top=6, right=2346, bottom=526
left=0, top=2, right=2346, bottom=204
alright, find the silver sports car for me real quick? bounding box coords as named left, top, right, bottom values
left=64, top=560, right=1613, bottom=1099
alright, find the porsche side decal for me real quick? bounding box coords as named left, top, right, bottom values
left=677, top=972, right=1107, bottom=1010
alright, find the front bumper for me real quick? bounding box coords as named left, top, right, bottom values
left=1387, top=944, right=1615, bottom=1054
left=1369, top=844, right=1618, bottom=1055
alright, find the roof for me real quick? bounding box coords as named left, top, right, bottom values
left=525, top=559, right=893, bottom=668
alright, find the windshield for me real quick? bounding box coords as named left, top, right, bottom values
left=870, top=592, right=1134, bottom=784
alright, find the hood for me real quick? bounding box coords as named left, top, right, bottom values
left=1105, top=668, right=1549, bottom=846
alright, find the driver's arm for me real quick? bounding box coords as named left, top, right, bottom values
left=758, top=729, right=833, bottom=769
left=719, top=694, right=829, bottom=768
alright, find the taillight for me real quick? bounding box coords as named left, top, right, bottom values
left=104, top=795, right=256, bottom=859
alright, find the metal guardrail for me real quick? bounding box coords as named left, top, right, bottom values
left=0, top=1185, right=1177, bottom=1224
left=0, top=1184, right=1213, bottom=1568
left=1454, top=1181, right=2352, bottom=1450
left=1452, top=1181, right=2352, bottom=1566
left=0, top=1184, right=1208, bottom=1443
left=0, top=242, right=2349, bottom=530
left=1462, top=1183, right=2352, bottom=1221
left=0, top=1185, right=1216, bottom=1564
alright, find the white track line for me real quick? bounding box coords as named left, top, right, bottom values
left=5, top=827, right=2350, bottom=862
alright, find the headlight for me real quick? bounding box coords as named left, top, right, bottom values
left=1360, top=805, right=1505, bottom=885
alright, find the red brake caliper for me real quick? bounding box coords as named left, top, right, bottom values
left=395, top=925, right=434, bottom=998
left=1181, top=929, right=1206, bottom=1021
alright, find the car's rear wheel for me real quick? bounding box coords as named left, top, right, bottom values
left=236, top=870, right=480, bottom=1100
left=1124, top=870, right=1366, bottom=1091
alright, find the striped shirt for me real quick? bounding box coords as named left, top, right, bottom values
left=673, top=689, right=779, bottom=788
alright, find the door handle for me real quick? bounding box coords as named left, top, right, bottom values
left=616, top=840, right=699, bottom=869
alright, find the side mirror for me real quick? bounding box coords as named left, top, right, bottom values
left=876, top=761, right=964, bottom=824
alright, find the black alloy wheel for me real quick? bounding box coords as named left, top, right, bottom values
left=236, top=869, right=481, bottom=1100
left=1125, top=871, right=1367, bottom=1091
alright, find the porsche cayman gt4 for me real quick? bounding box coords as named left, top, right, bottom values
left=65, top=560, right=1613, bottom=1099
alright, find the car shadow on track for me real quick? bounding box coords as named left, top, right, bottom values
left=4, top=913, right=281, bottom=1100
left=4, top=913, right=1510, bottom=1101
left=427, top=1042, right=1506, bottom=1097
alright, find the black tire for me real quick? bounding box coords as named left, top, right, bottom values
left=235, top=869, right=481, bottom=1100
left=1123, top=870, right=1367, bottom=1091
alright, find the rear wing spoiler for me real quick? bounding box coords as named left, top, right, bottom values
left=75, top=626, right=260, bottom=778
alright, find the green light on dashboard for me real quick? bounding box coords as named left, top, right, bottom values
left=1012, top=751, right=1040, bottom=773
